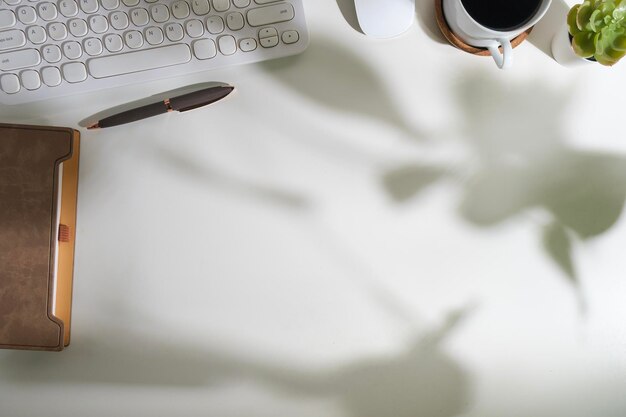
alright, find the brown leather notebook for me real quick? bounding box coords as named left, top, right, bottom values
left=0, top=123, right=80, bottom=351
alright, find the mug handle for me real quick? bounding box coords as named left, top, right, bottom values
left=487, top=38, right=513, bottom=69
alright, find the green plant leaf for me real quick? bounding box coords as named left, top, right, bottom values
left=568, top=4, right=582, bottom=34
left=577, top=1, right=595, bottom=31
left=612, top=33, right=626, bottom=49
left=572, top=32, right=596, bottom=57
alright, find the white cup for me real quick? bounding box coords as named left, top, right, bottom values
left=443, top=0, right=552, bottom=69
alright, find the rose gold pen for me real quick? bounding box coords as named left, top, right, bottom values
left=87, top=85, right=234, bottom=129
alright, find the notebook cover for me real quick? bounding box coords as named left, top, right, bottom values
left=0, top=123, right=80, bottom=351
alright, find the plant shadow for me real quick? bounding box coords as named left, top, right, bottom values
left=383, top=72, right=626, bottom=291
left=1, top=302, right=473, bottom=417
left=260, top=38, right=425, bottom=141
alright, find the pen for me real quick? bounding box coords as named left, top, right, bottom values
left=87, top=85, right=235, bottom=130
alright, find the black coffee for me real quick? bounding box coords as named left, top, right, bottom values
left=460, top=0, right=543, bottom=31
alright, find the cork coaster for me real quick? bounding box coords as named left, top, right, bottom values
left=435, top=0, right=533, bottom=56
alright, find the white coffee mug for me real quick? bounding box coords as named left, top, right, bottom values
left=443, top=0, right=552, bottom=69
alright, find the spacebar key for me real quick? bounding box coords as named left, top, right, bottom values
left=88, top=44, right=192, bottom=79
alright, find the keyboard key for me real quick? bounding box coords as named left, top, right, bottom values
left=109, top=11, right=129, bottom=30
left=164, top=22, right=183, bottom=41
left=0, top=48, right=40, bottom=70
left=21, top=69, right=40, bottom=90
left=62, top=61, right=87, bottom=82
left=88, top=44, right=191, bottom=78
left=130, top=8, right=149, bottom=26
left=42, top=43, right=62, bottom=62
left=0, top=10, right=16, bottom=29
left=226, top=12, right=244, bottom=30
left=150, top=4, right=169, bottom=23
left=282, top=29, right=298, bottom=44
left=172, top=1, right=190, bottom=19
left=16, top=6, right=36, bottom=24
left=258, top=26, right=277, bottom=38
left=239, top=37, right=256, bottom=51
left=103, top=33, right=122, bottom=51
left=124, top=30, right=143, bottom=48
left=38, top=2, right=58, bottom=21
left=145, top=26, right=163, bottom=45
left=185, top=19, right=203, bottom=38
left=27, top=26, right=46, bottom=44
left=233, top=0, right=250, bottom=7
left=260, top=35, right=278, bottom=48
left=63, top=41, right=82, bottom=59
left=68, top=18, right=88, bottom=37
left=0, top=29, right=26, bottom=50
left=100, top=0, right=119, bottom=10
left=218, top=35, right=235, bottom=55
left=213, top=0, right=229, bottom=12
left=247, top=2, right=294, bottom=27
left=84, top=37, right=102, bottom=55
left=5, top=0, right=22, bottom=5
left=42, top=66, right=62, bottom=86
left=58, top=0, right=78, bottom=17
left=88, top=15, right=108, bottom=33
left=192, top=38, right=215, bottom=59
left=121, top=0, right=138, bottom=6
left=79, top=0, right=98, bottom=14
left=255, top=0, right=281, bottom=3
left=205, top=15, right=223, bottom=34
left=47, top=22, right=67, bottom=40
left=0, top=73, right=20, bottom=93
left=191, top=0, right=210, bottom=16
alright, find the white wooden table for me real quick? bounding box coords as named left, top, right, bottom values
left=2, top=1, right=626, bottom=416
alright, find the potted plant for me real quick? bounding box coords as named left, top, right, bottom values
left=552, top=0, right=626, bottom=66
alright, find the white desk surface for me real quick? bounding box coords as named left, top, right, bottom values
left=2, top=1, right=626, bottom=416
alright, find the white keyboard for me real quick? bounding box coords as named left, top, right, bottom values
left=0, top=0, right=308, bottom=104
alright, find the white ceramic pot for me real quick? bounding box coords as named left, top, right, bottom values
left=443, top=0, right=552, bottom=69
left=551, top=22, right=593, bottom=66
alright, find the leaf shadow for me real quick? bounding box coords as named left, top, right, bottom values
left=260, top=38, right=424, bottom=140
left=382, top=71, right=626, bottom=289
